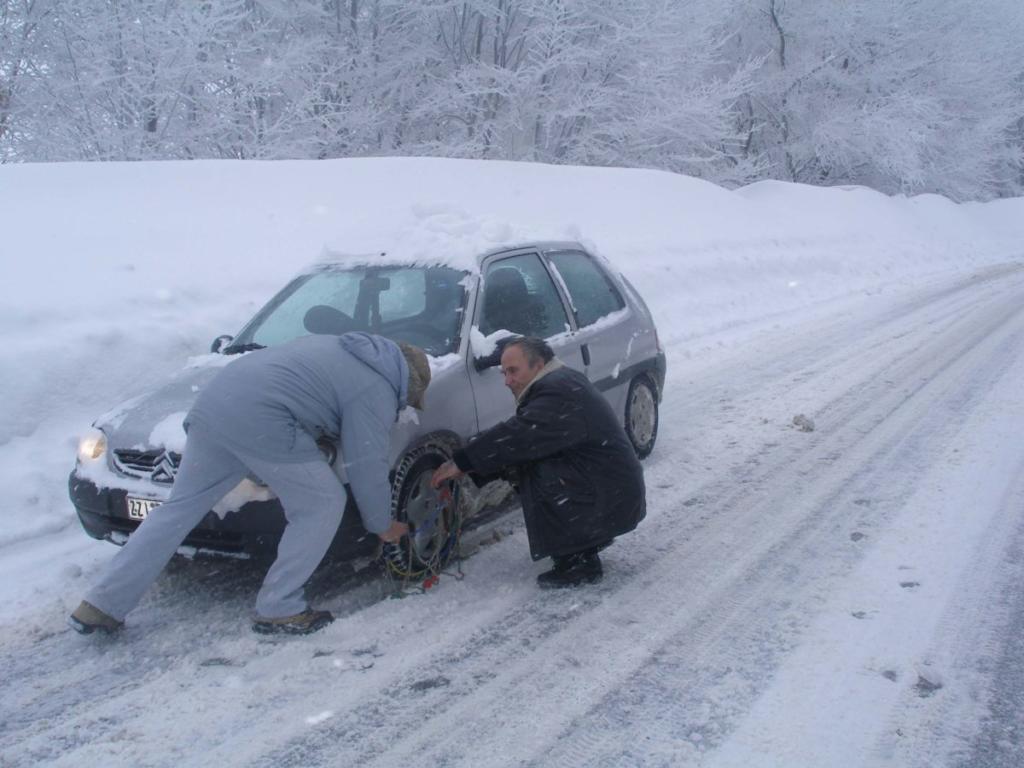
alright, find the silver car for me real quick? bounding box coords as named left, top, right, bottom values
left=70, top=241, right=665, bottom=566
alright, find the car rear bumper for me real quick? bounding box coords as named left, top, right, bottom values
left=68, top=471, right=373, bottom=559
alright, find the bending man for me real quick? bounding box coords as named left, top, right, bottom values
left=70, top=332, right=430, bottom=636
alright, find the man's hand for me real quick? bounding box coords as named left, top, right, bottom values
left=378, top=519, right=409, bottom=543
left=431, top=460, right=464, bottom=488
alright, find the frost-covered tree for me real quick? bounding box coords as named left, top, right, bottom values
left=0, top=0, right=53, bottom=160
left=724, top=0, right=1024, bottom=199
left=393, top=0, right=753, bottom=181
left=1, top=0, right=1021, bottom=199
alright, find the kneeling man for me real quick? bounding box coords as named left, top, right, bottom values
left=432, top=337, right=646, bottom=587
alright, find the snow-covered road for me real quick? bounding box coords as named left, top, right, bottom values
left=3, top=263, right=1023, bottom=768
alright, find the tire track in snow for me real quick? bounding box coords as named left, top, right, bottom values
left=954, top=479, right=1024, bottom=768
left=0, top=557, right=376, bottom=763
left=874, top=460, right=1024, bottom=768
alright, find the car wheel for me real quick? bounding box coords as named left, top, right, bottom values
left=625, top=375, right=659, bottom=459
left=388, top=444, right=462, bottom=577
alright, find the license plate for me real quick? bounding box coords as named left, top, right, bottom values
left=127, top=496, right=162, bottom=520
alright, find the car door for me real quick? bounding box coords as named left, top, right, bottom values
left=543, top=247, right=634, bottom=415
left=468, top=249, right=586, bottom=432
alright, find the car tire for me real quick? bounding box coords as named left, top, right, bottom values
left=389, top=444, right=462, bottom=575
left=625, top=375, right=659, bottom=459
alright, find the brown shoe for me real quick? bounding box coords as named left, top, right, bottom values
left=68, top=600, right=123, bottom=634
left=251, top=608, right=334, bottom=636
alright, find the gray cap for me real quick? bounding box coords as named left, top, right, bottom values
left=399, top=343, right=431, bottom=410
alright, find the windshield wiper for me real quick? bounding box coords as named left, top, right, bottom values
left=222, top=342, right=266, bottom=355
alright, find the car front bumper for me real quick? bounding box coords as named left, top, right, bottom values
left=68, top=471, right=373, bottom=559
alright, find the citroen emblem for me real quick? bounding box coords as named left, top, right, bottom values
left=150, top=452, right=177, bottom=483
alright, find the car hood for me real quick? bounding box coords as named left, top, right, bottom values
left=95, top=359, right=226, bottom=453
left=94, top=350, right=469, bottom=458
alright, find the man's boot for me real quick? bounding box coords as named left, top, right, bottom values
left=536, top=550, right=603, bottom=589
left=68, top=600, right=123, bottom=635
left=251, top=608, right=334, bottom=636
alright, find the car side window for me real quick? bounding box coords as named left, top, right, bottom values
left=547, top=250, right=625, bottom=328
left=478, top=254, right=570, bottom=339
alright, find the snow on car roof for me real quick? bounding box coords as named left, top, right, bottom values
left=308, top=239, right=589, bottom=274
left=307, top=207, right=590, bottom=274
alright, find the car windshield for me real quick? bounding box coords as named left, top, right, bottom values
left=231, top=265, right=468, bottom=356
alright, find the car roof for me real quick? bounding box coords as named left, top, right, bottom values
left=476, top=240, right=588, bottom=263
left=310, top=240, right=590, bottom=274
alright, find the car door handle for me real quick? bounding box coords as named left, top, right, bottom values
left=581, top=343, right=591, bottom=366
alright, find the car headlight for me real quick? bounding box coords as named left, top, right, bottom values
left=78, top=429, right=107, bottom=462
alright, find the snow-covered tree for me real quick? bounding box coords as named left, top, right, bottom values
left=723, top=0, right=1024, bottom=199
left=1, top=0, right=1021, bottom=200
left=1, top=0, right=54, bottom=160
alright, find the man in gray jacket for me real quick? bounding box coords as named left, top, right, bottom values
left=69, top=332, right=431, bottom=636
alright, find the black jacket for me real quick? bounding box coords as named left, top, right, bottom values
left=454, top=363, right=646, bottom=560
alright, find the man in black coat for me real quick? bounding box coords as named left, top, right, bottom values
left=431, top=337, right=646, bottom=587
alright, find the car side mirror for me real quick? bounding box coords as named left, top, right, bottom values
left=473, top=347, right=503, bottom=372
left=471, top=330, right=516, bottom=371
left=211, top=334, right=234, bottom=354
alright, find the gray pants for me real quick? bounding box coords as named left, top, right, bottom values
left=86, top=422, right=347, bottom=621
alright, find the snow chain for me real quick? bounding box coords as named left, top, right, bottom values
left=380, top=483, right=464, bottom=598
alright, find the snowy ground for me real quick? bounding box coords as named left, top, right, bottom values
left=1, top=158, right=1023, bottom=767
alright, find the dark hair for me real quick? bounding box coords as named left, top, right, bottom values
left=501, top=336, right=554, bottom=367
